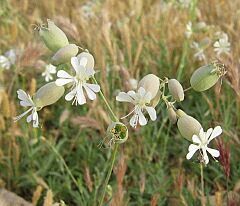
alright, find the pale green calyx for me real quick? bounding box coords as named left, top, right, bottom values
left=33, top=82, right=65, bottom=108
left=39, top=19, right=69, bottom=52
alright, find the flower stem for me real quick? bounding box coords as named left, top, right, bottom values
left=92, top=76, right=120, bottom=205
left=92, top=76, right=119, bottom=122
left=98, top=144, right=119, bottom=206
left=200, top=163, right=205, bottom=206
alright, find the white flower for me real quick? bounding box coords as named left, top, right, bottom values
left=191, top=42, right=206, bottom=61
left=0, top=49, right=17, bottom=70
left=13, top=89, right=39, bottom=128
left=116, top=87, right=157, bottom=128
left=42, top=64, right=57, bottom=82
left=185, top=21, right=193, bottom=38
left=186, top=126, right=222, bottom=164
left=55, top=56, right=100, bottom=105
left=213, top=33, right=231, bottom=56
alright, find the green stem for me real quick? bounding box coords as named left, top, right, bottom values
left=92, top=76, right=120, bottom=205
left=200, top=163, right=205, bottom=206
left=43, top=138, right=83, bottom=202
left=92, top=76, right=119, bottom=122
left=99, top=144, right=119, bottom=206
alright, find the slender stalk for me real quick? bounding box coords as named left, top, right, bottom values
left=43, top=138, right=83, bottom=202
left=92, top=76, right=120, bottom=205
left=99, top=144, right=119, bottom=206
left=200, top=163, right=205, bottom=206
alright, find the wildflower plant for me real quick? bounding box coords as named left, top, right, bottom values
left=13, top=19, right=228, bottom=205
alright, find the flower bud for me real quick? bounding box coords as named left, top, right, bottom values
left=190, top=61, right=226, bottom=92
left=107, top=122, right=128, bottom=144
left=39, top=19, right=69, bottom=52
left=51, top=44, right=78, bottom=65
left=138, top=74, right=160, bottom=99
left=177, top=113, right=202, bottom=141
left=168, top=79, right=184, bottom=102
left=77, top=52, right=95, bottom=69
left=167, top=107, right=177, bottom=124
left=33, top=82, right=65, bottom=108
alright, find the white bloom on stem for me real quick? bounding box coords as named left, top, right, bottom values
left=55, top=56, right=100, bottom=105
left=213, top=33, right=231, bottom=56
left=13, top=89, right=39, bottom=128
left=186, top=126, right=222, bottom=164
left=191, top=42, right=206, bottom=61
left=116, top=87, right=157, bottom=128
left=185, top=21, right=193, bottom=38
left=42, top=64, right=57, bottom=82
left=0, top=49, right=17, bottom=70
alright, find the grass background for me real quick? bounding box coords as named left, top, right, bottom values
left=0, top=0, right=240, bottom=205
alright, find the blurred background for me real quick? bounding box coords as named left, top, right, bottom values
left=0, top=0, right=240, bottom=205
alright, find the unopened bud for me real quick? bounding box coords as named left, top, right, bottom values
left=168, top=79, right=184, bottom=102
left=39, top=19, right=69, bottom=52
left=177, top=113, right=202, bottom=141
left=107, top=122, right=128, bottom=144
left=33, top=82, right=65, bottom=108
left=138, top=74, right=160, bottom=99
left=167, top=107, right=177, bottom=124
left=51, top=44, right=78, bottom=65
left=190, top=61, right=226, bottom=92
left=77, top=52, right=95, bottom=69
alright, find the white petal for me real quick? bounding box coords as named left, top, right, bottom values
left=17, top=90, right=34, bottom=107
left=57, top=70, right=73, bottom=79
left=138, top=87, right=146, bottom=97
left=83, top=84, right=97, bottom=100
left=138, top=110, right=147, bottom=126
left=71, top=57, right=80, bottom=73
left=84, top=83, right=100, bottom=93
left=186, top=144, right=199, bottom=160
left=79, top=57, right=88, bottom=67
left=144, top=92, right=152, bottom=102
left=32, top=113, right=39, bottom=128
left=208, top=126, right=222, bottom=143
left=145, top=106, right=157, bottom=121
left=76, top=85, right=86, bottom=105
left=207, top=147, right=220, bottom=158
left=127, top=90, right=136, bottom=99
left=205, top=128, right=213, bottom=139
left=13, top=108, right=33, bottom=122
left=65, top=89, right=76, bottom=101
left=192, top=135, right=201, bottom=144
left=55, top=78, right=73, bottom=86
left=116, top=92, right=133, bottom=103
left=27, top=114, right=32, bottom=123
left=129, top=114, right=138, bottom=128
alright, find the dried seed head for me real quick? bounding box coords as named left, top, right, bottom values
left=168, top=79, right=184, bottom=102
left=138, top=74, right=160, bottom=99
left=107, top=122, right=128, bottom=144
left=167, top=107, right=177, bottom=124
left=77, top=51, right=95, bottom=69
left=33, top=82, right=65, bottom=108
left=51, top=44, right=79, bottom=65
left=190, top=61, right=226, bottom=92
left=39, top=19, right=69, bottom=52
left=177, top=112, right=202, bottom=141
